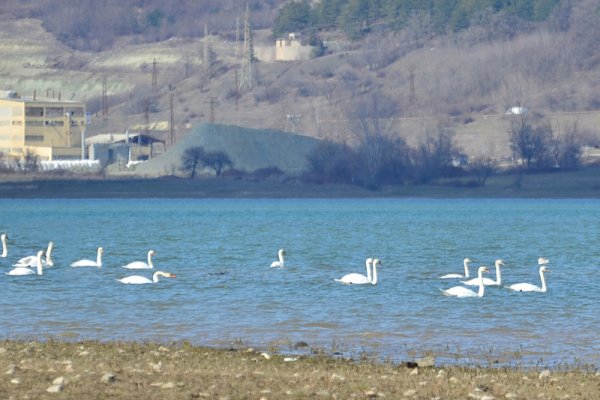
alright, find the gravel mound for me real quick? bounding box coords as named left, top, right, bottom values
left=129, top=123, right=320, bottom=177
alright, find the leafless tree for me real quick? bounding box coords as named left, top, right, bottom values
left=470, top=157, right=496, bottom=186
left=508, top=114, right=556, bottom=169
left=201, top=151, right=233, bottom=176
left=180, top=146, right=206, bottom=178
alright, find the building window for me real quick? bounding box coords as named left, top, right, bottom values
left=25, top=107, right=44, bottom=117
left=25, top=135, right=44, bottom=142
left=26, top=121, right=44, bottom=126
left=65, top=107, right=84, bottom=117
left=45, top=107, right=64, bottom=118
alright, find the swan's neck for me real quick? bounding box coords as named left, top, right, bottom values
left=477, top=269, right=485, bottom=297
left=365, top=260, right=372, bottom=282
left=36, top=253, right=43, bottom=275
left=147, top=252, right=154, bottom=268
left=494, top=263, right=501, bottom=285
left=279, top=251, right=285, bottom=264
left=45, top=243, right=54, bottom=264
left=152, top=271, right=166, bottom=282
left=1, top=236, right=6, bottom=257
left=371, top=261, right=379, bottom=285
left=539, top=269, right=547, bottom=292
left=463, top=260, right=470, bottom=278
left=96, top=250, right=103, bottom=267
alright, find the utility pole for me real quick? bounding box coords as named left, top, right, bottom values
left=203, top=23, right=209, bottom=73
left=209, top=96, right=216, bottom=124
left=239, top=2, right=254, bottom=91
left=152, top=58, right=158, bottom=88
left=101, top=76, right=108, bottom=116
left=143, top=99, right=149, bottom=157
left=409, top=65, right=416, bottom=105
left=169, top=92, right=175, bottom=146
left=234, top=16, right=240, bottom=58
left=234, top=69, right=239, bottom=110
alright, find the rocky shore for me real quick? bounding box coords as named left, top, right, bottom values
left=0, top=340, right=598, bottom=399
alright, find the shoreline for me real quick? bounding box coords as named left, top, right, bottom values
left=1, top=339, right=598, bottom=399
left=2, top=168, right=600, bottom=199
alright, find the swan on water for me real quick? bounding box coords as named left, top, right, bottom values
left=70, top=247, right=104, bottom=268
left=334, top=258, right=373, bottom=285
left=270, top=249, right=286, bottom=268
left=1, top=233, right=7, bottom=258
left=122, top=250, right=156, bottom=269
left=15, top=241, right=54, bottom=267
left=506, top=264, right=550, bottom=293
left=441, top=266, right=489, bottom=298
left=117, top=271, right=176, bottom=285
left=7, top=251, right=44, bottom=276
left=461, top=259, right=505, bottom=286
left=336, top=258, right=382, bottom=285
left=439, top=257, right=473, bottom=279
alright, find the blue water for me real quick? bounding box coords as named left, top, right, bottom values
left=1, top=198, right=599, bottom=367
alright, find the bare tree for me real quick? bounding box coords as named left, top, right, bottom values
left=508, top=114, right=553, bottom=169
left=201, top=151, right=233, bottom=176
left=553, top=122, right=582, bottom=169
left=470, top=157, right=496, bottom=186
left=180, top=146, right=206, bottom=178
left=349, top=91, right=398, bottom=183
left=414, top=127, right=457, bottom=183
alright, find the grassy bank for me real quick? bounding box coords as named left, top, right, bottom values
left=2, top=166, right=600, bottom=198
left=0, top=340, right=598, bottom=399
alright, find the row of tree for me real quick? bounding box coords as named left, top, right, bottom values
left=273, top=0, right=565, bottom=39
left=177, top=114, right=585, bottom=189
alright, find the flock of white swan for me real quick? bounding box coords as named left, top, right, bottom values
left=0, top=234, right=174, bottom=284
left=1, top=233, right=549, bottom=294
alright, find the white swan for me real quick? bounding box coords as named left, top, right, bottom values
left=461, top=259, right=505, bottom=286
left=121, top=250, right=156, bottom=269
left=270, top=249, right=286, bottom=268
left=336, top=258, right=382, bottom=285
left=7, top=251, right=44, bottom=276
left=70, top=247, right=104, bottom=267
left=506, top=265, right=550, bottom=293
left=335, top=258, right=373, bottom=285
left=439, top=257, right=473, bottom=279
left=14, top=241, right=54, bottom=267
left=1, top=233, right=7, bottom=258
left=441, top=266, right=489, bottom=298
left=117, top=271, right=176, bottom=285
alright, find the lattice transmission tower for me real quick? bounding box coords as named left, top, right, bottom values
left=239, top=3, right=254, bottom=91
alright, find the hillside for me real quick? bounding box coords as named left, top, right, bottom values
left=2, top=0, right=600, bottom=166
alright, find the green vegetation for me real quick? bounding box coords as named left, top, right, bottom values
left=274, top=0, right=564, bottom=39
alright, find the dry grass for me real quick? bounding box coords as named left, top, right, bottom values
left=1, top=340, right=599, bottom=399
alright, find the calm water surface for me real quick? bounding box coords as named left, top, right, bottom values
left=1, top=198, right=599, bottom=366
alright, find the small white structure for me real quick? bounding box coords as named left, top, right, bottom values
left=275, top=33, right=313, bottom=61
left=505, top=106, right=528, bottom=116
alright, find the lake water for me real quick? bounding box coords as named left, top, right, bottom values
left=1, top=198, right=599, bottom=367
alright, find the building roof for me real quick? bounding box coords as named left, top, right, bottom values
left=85, top=133, right=165, bottom=145
left=0, top=90, right=82, bottom=104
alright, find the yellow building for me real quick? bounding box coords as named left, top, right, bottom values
left=0, top=91, right=85, bottom=160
